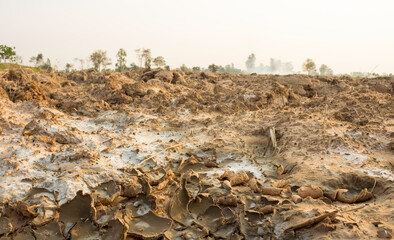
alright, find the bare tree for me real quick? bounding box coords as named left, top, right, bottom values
left=14, top=55, right=23, bottom=64
left=30, top=53, right=44, bottom=67
left=74, top=58, right=85, bottom=70
left=135, top=48, right=143, bottom=67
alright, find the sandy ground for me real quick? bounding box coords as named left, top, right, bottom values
left=0, top=68, right=393, bottom=239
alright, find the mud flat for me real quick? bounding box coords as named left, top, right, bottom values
left=0, top=68, right=393, bottom=239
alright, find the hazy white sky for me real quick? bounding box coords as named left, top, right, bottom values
left=2, top=0, right=394, bottom=73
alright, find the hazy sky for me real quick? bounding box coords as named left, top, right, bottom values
left=2, top=0, right=394, bottom=73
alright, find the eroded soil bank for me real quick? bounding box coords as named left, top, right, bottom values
left=0, top=68, right=393, bottom=239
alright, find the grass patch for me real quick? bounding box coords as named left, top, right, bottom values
left=0, top=63, right=41, bottom=72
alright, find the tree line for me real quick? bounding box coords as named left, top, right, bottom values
left=1, top=44, right=392, bottom=77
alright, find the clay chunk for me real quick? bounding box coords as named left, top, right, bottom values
left=297, top=185, right=323, bottom=199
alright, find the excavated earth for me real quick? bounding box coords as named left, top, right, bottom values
left=0, top=68, right=393, bottom=239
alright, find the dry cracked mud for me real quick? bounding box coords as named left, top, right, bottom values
left=0, top=68, right=393, bottom=239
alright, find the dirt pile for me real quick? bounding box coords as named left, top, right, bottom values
left=0, top=68, right=392, bottom=239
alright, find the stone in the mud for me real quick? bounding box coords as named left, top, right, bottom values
left=298, top=185, right=324, bottom=199
left=127, top=211, right=172, bottom=238
left=33, top=222, right=63, bottom=240
left=0, top=217, right=12, bottom=235
left=70, top=221, right=100, bottom=240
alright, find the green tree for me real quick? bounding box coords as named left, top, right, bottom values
left=65, top=63, right=73, bottom=72
left=302, top=58, right=317, bottom=75
left=115, top=48, right=127, bottom=72
left=142, top=49, right=151, bottom=69
left=245, top=53, right=256, bottom=72
left=0, top=45, right=16, bottom=63
left=319, top=64, right=334, bottom=76
left=153, top=56, right=166, bottom=68
left=208, top=64, right=219, bottom=73
left=90, top=50, right=111, bottom=71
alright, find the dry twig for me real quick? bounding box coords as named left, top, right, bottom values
left=284, top=204, right=367, bottom=232
left=137, top=143, right=184, bottom=166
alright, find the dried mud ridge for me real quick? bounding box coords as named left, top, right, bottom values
left=0, top=68, right=393, bottom=239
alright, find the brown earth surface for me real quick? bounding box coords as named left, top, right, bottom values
left=0, top=68, right=393, bottom=239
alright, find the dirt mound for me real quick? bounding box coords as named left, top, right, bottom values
left=0, top=69, right=49, bottom=102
